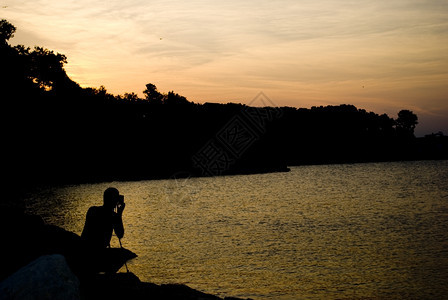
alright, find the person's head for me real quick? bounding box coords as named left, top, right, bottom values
left=103, top=187, right=120, bottom=210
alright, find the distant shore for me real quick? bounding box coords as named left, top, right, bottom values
left=16, top=155, right=448, bottom=189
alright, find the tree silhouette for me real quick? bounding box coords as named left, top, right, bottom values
left=396, top=110, right=418, bottom=137
left=121, top=92, right=141, bottom=102
left=0, top=19, right=15, bottom=46
left=27, top=47, right=71, bottom=92
left=3, top=19, right=445, bottom=185
left=165, top=91, right=191, bottom=105
left=1, top=20, right=79, bottom=99
left=143, top=83, right=163, bottom=104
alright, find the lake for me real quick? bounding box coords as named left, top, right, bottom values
left=24, top=160, right=448, bottom=299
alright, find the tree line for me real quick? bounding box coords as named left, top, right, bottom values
left=1, top=20, right=445, bottom=185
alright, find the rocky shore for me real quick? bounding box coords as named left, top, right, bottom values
left=0, top=207, right=250, bottom=300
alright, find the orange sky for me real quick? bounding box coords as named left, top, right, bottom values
left=3, top=0, right=448, bottom=136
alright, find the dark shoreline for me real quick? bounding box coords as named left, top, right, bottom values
left=0, top=208, right=251, bottom=300
left=17, top=157, right=447, bottom=189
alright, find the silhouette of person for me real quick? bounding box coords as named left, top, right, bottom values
left=81, top=187, right=125, bottom=249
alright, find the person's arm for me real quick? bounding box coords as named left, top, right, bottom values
left=114, top=203, right=125, bottom=239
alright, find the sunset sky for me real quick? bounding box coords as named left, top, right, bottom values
left=3, top=0, right=448, bottom=136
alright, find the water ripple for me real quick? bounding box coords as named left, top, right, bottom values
left=24, top=160, right=448, bottom=299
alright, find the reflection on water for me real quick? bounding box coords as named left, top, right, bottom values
left=24, top=161, right=448, bottom=299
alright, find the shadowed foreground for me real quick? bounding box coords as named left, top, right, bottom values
left=82, top=272, right=243, bottom=300
left=0, top=208, right=250, bottom=300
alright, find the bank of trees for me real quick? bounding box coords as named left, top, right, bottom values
left=2, top=19, right=444, bottom=184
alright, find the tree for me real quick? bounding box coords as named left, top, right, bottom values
left=0, top=19, right=16, bottom=46
left=378, top=113, right=395, bottom=136
left=1, top=20, right=33, bottom=99
left=143, top=83, right=163, bottom=104
left=1, top=20, right=78, bottom=97
left=396, top=110, right=418, bottom=137
left=165, top=91, right=190, bottom=105
left=27, top=46, right=69, bottom=92
left=122, top=92, right=141, bottom=102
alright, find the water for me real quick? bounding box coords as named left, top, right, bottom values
left=24, top=161, right=448, bottom=299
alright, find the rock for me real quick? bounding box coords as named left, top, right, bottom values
left=0, top=209, right=48, bottom=281
left=81, top=272, right=240, bottom=300
left=0, top=254, right=80, bottom=300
